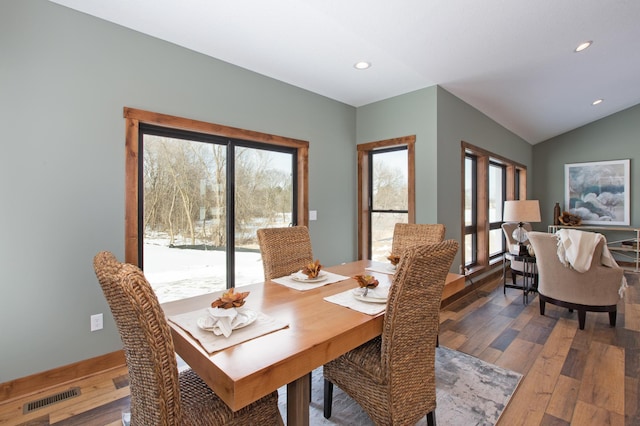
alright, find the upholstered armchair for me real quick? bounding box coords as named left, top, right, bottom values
left=527, top=231, right=624, bottom=330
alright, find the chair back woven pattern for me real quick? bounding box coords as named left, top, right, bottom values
left=391, top=223, right=446, bottom=256
left=94, top=251, right=183, bottom=425
left=382, top=239, right=458, bottom=424
left=257, top=226, right=313, bottom=280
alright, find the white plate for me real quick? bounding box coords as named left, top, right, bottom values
left=291, top=270, right=328, bottom=283
left=197, top=308, right=258, bottom=331
left=352, top=287, right=388, bottom=303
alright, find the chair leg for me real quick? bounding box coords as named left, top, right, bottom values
left=323, top=379, right=333, bottom=419
left=426, top=410, right=436, bottom=426
left=609, top=310, right=617, bottom=327
left=539, top=298, right=545, bottom=316
left=309, top=372, right=312, bottom=402
left=578, top=310, right=586, bottom=330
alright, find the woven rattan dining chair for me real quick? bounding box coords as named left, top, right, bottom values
left=93, top=251, right=283, bottom=426
left=256, top=225, right=316, bottom=399
left=257, top=226, right=314, bottom=280
left=323, top=240, right=459, bottom=426
left=391, top=223, right=446, bottom=256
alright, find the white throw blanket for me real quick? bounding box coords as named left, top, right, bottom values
left=555, top=229, right=628, bottom=297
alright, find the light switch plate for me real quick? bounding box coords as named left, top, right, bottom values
left=91, top=313, right=103, bottom=331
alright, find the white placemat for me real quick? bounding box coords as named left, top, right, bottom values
left=169, top=309, right=289, bottom=354
left=365, top=264, right=396, bottom=274
left=271, top=271, right=350, bottom=291
left=324, top=288, right=388, bottom=315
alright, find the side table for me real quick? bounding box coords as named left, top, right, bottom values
left=503, top=253, right=537, bottom=304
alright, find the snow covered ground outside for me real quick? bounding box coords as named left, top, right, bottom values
left=143, top=243, right=264, bottom=303
left=143, top=230, right=395, bottom=304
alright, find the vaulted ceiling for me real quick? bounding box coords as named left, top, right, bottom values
left=50, top=0, right=640, bottom=144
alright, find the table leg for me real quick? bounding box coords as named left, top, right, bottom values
left=286, top=374, right=310, bottom=426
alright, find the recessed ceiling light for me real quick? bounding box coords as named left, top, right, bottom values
left=575, top=41, right=592, bottom=52
left=354, top=61, right=371, bottom=70
left=592, top=99, right=603, bottom=106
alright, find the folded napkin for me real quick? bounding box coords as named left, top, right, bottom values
left=204, top=307, right=238, bottom=338
left=353, top=286, right=389, bottom=300
left=168, top=309, right=289, bottom=354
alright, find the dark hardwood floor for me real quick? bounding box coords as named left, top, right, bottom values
left=1, top=272, right=638, bottom=425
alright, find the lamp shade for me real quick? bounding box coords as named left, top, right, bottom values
left=503, top=200, right=541, bottom=223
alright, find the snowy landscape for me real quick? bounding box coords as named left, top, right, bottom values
left=143, top=242, right=265, bottom=303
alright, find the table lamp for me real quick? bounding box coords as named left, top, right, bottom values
left=503, top=200, right=541, bottom=255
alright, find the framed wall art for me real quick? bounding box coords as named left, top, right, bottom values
left=565, top=159, right=630, bottom=225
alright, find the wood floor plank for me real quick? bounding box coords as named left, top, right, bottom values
left=495, top=337, right=542, bottom=375
left=546, top=374, right=580, bottom=422
left=559, top=347, right=588, bottom=381
left=577, top=341, right=625, bottom=415
left=507, top=302, right=537, bottom=332
left=48, top=387, right=130, bottom=424
left=45, top=368, right=127, bottom=423
left=477, top=346, right=502, bottom=364
left=457, top=312, right=514, bottom=357
left=625, top=376, right=639, bottom=424
left=448, top=300, right=506, bottom=337
left=437, top=329, right=466, bottom=350
left=498, top=319, right=577, bottom=425
left=489, top=327, right=519, bottom=352
left=539, top=413, right=570, bottom=425
left=625, top=301, right=640, bottom=331
left=571, top=400, right=624, bottom=426
left=51, top=395, right=129, bottom=426
left=0, top=366, right=129, bottom=426
left=444, top=295, right=490, bottom=321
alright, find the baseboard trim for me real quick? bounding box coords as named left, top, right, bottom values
left=0, top=350, right=125, bottom=403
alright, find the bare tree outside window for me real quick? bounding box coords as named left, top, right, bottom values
left=370, top=148, right=408, bottom=262
left=142, top=134, right=294, bottom=303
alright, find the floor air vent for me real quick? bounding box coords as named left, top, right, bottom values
left=23, top=387, right=81, bottom=414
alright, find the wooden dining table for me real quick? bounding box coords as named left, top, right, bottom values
left=162, top=259, right=389, bottom=426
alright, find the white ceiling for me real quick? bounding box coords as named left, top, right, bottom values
left=49, top=0, right=640, bottom=144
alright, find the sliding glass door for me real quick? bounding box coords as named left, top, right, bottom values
left=140, top=125, right=296, bottom=302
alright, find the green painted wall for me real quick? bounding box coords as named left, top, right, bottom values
left=356, top=86, right=439, bottom=224
left=1, top=0, right=356, bottom=382
left=435, top=87, right=533, bottom=271
left=533, top=103, right=640, bottom=229
left=355, top=86, right=533, bottom=273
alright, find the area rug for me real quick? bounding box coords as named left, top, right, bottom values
left=277, top=346, right=522, bottom=425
